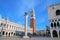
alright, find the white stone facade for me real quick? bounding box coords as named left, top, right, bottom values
left=48, top=3, right=60, bottom=38
left=0, top=15, right=33, bottom=36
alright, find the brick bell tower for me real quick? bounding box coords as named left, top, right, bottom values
left=30, top=8, right=36, bottom=36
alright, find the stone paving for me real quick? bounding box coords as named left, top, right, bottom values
left=0, top=36, right=60, bottom=40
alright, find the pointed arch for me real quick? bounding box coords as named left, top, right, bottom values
left=52, top=30, right=58, bottom=37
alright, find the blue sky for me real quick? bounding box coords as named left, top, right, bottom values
left=0, top=0, right=60, bottom=31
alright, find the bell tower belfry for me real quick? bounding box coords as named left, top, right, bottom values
left=30, top=8, right=36, bottom=35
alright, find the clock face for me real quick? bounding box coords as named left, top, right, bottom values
left=56, top=9, right=60, bottom=15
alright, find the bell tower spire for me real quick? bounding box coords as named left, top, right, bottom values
left=30, top=8, right=36, bottom=36
left=30, top=8, right=35, bottom=19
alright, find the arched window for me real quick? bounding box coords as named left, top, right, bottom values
left=53, top=30, right=58, bottom=37
left=55, top=19, right=57, bottom=22
left=56, top=9, right=60, bottom=15
left=57, top=22, right=59, bottom=27
left=2, top=31, right=5, bottom=35
left=9, top=33, right=10, bottom=36
left=6, top=32, right=8, bottom=36
left=14, top=33, right=15, bottom=35
left=11, top=32, right=13, bottom=35
left=52, top=20, right=54, bottom=22
left=51, top=23, right=53, bottom=28
left=54, top=22, right=56, bottom=28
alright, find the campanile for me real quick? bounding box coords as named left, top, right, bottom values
left=30, top=8, right=36, bottom=35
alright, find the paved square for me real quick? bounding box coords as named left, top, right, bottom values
left=0, top=36, right=59, bottom=40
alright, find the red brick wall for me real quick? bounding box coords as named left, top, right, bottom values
left=30, top=19, right=36, bottom=33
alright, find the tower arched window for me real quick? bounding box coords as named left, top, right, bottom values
left=31, top=14, right=33, bottom=17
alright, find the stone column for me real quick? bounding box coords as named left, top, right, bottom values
left=50, top=30, right=53, bottom=38
left=58, top=30, right=59, bottom=38
left=23, top=12, right=29, bottom=38
left=7, top=32, right=8, bottom=36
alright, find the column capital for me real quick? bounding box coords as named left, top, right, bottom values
left=24, top=12, right=28, bottom=16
